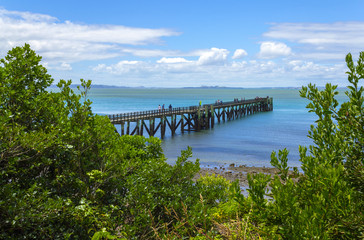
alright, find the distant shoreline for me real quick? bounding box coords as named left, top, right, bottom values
left=48, top=84, right=347, bottom=90
left=48, top=84, right=320, bottom=90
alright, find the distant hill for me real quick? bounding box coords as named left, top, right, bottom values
left=183, top=86, right=244, bottom=89
left=182, top=86, right=302, bottom=89
left=49, top=84, right=140, bottom=89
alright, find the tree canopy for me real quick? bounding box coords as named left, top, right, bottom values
left=0, top=44, right=363, bottom=239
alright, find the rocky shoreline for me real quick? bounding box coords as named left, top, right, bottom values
left=194, top=164, right=281, bottom=188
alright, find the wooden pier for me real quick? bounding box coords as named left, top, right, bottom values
left=108, top=97, right=273, bottom=139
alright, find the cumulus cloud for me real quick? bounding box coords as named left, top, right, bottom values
left=92, top=56, right=346, bottom=87
left=258, top=42, right=291, bottom=59
left=0, top=8, right=180, bottom=63
left=59, top=62, right=72, bottom=71
left=197, top=48, right=229, bottom=65
left=0, top=7, right=354, bottom=87
left=93, top=60, right=141, bottom=74
left=232, top=49, right=248, bottom=59
left=157, top=57, right=192, bottom=64
left=122, top=48, right=181, bottom=58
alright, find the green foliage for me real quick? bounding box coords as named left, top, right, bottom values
left=196, top=173, right=230, bottom=206
left=2, top=44, right=363, bottom=239
left=0, top=43, right=53, bottom=129
left=0, top=44, right=227, bottom=239
left=237, top=52, right=364, bottom=239
left=120, top=144, right=201, bottom=238
left=247, top=173, right=270, bottom=212
left=0, top=44, right=128, bottom=239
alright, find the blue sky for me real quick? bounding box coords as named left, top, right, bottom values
left=0, top=0, right=363, bottom=87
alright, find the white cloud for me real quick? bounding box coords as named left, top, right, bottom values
left=59, top=62, right=72, bottom=71
left=93, top=60, right=141, bottom=74
left=157, top=57, right=192, bottom=64
left=0, top=7, right=355, bottom=87
left=299, top=52, right=347, bottom=61
left=197, top=48, right=229, bottom=65
left=91, top=57, right=346, bottom=87
left=93, top=64, right=108, bottom=72
left=258, top=42, right=291, bottom=59
left=264, top=22, right=364, bottom=47
left=121, top=48, right=181, bottom=58
left=263, top=22, right=364, bottom=60
left=92, top=19, right=360, bottom=87
left=286, top=60, right=346, bottom=75
left=0, top=8, right=180, bottom=63
left=0, top=8, right=57, bottom=23
left=287, top=60, right=318, bottom=72
left=232, top=49, right=248, bottom=59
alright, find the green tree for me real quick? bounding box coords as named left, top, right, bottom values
left=0, top=44, right=127, bottom=238
left=241, top=52, right=364, bottom=239
left=1, top=44, right=227, bottom=239
left=0, top=43, right=53, bottom=129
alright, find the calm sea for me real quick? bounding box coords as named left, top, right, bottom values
left=86, top=88, right=348, bottom=169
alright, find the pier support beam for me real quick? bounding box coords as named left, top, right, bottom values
left=161, top=117, right=166, bottom=139
left=121, top=122, right=125, bottom=135
left=181, top=115, right=184, bottom=134
left=109, top=97, right=273, bottom=138
left=210, top=105, right=214, bottom=128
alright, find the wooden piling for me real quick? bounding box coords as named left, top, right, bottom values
left=161, top=117, right=166, bottom=139
left=121, top=122, right=124, bottom=135
left=108, top=97, right=273, bottom=139
left=140, top=120, right=144, bottom=136
left=210, top=105, right=214, bottom=128
left=181, top=115, right=184, bottom=134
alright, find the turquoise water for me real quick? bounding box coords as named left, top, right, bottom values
left=87, top=88, right=348, bottom=168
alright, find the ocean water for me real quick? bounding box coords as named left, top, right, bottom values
left=87, top=88, right=348, bottom=169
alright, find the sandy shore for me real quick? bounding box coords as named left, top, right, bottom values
left=194, top=164, right=281, bottom=188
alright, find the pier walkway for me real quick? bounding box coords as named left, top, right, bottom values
left=108, top=97, right=273, bottom=139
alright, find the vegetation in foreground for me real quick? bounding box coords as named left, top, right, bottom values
left=0, top=44, right=363, bottom=239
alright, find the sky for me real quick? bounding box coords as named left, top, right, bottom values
left=0, top=0, right=364, bottom=88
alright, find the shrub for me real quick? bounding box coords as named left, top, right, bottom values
left=240, top=52, right=364, bottom=239
left=0, top=44, right=221, bottom=239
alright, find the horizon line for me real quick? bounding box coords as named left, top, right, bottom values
left=49, top=84, right=345, bottom=90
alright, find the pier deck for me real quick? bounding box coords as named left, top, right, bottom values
left=108, top=97, right=273, bottom=139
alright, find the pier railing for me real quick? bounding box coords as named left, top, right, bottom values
left=108, top=106, right=197, bottom=122
left=108, top=97, right=273, bottom=138
left=108, top=97, right=270, bottom=123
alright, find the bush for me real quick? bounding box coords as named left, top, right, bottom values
left=2, top=43, right=362, bottom=239
left=0, top=44, right=229, bottom=239
left=237, top=52, right=364, bottom=239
